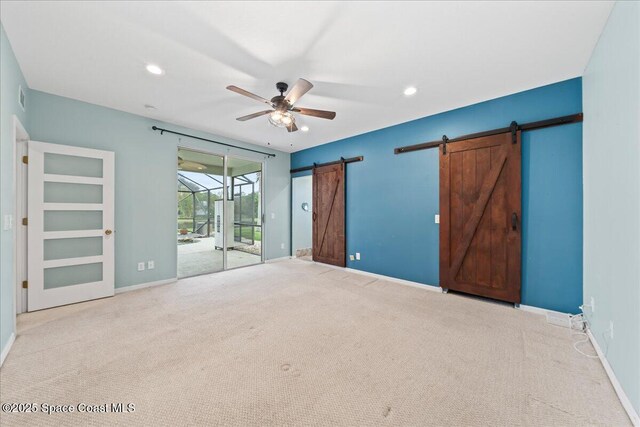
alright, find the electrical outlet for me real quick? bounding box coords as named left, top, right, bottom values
left=137, top=262, right=145, bottom=272
left=609, top=320, right=614, bottom=339
left=349, top=255, right=355, bottom=261
left=435, top=214, right=440, bottom=224
left=356, top=252, right=361, bottom=261
left=147, top=260, right=155, bottom=270
left=591, top=296, right=595, bottom=313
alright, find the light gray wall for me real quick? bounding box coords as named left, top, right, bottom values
left=0, top=24, right=29, bottom=356
left=292, top=175, right=312, bottom=253
left=583, top=0, right=640, bottom=416
left=26, top=90, right=291, bottom=291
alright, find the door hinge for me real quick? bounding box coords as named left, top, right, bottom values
left=22, top=280, right=28, bottom=289
left=22, top=217, right=28, bottom=226
left=22, top=155, right=28, bottom=164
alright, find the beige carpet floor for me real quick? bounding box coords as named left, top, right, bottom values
left=0, top=259, right=631, bottom=426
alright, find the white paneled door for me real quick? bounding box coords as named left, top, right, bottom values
left=27, top=141, right=115, bottom=311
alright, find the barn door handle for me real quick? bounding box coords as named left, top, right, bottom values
left=511, top=213, right=518, bottom=231
left=313, top=212, right=317, bottom=221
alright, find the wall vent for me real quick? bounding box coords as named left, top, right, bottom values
left=18, top=85, right=26, bottom=111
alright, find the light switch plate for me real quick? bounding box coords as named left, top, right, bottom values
left=435, top=214, right=440, bottom=224
left=355, top=252, right=361, bottom=260
left=137, top=262, right=145, bottom=272
left=3, top=214, right=13, bottom=230
left=147, top=260, right=155, bottom=269
left=349, top=255, right=355, bottom=261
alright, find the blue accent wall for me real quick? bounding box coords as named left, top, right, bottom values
left=292, top=78, right=583, bottom=313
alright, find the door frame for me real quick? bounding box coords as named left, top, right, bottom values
left=13, top=116, right=29, bottom=316
left=291, top=174, right=313, bottom=257
left=176, top=145, right=266, bottom=276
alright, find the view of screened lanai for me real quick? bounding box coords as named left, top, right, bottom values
left=177, top=149, right=263, bottom=278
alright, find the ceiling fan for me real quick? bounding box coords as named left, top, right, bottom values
left=226, top=79, right=336, bottom=132
left=178, top=156, right=206, bottom=172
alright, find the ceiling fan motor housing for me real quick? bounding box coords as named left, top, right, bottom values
left=276, top=81, right=288, bottom=95
left=271, top=95, right=289, bottom=111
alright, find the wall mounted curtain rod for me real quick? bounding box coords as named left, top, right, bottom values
left=290, top=156, right=364, bottom=174
left=151, top=125, right=276, bottom=158
left=394, top=113, right=583, bottom=155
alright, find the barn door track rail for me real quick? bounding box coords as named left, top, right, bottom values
left=394, top=113, right=583, bottom=155
left=290, top=156, right=364, bottom=174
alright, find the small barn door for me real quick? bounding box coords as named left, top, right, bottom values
left=313, top=163, right=345, bottom=267
left=440, top=131, right=521, bottom=303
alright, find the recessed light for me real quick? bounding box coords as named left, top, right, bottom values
left=146, top=64, right=164, bottom=75
left=301, top=126, right=309, bottom=132
left=403, top=86, right=417, bottom=96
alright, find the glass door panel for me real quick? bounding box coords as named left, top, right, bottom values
left=177, top=149, right=225, bottom=278
left=225, top=156, right=263, bottom=269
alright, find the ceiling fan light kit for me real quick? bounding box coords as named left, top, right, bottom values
left=227, top=78, right=336, bottom=133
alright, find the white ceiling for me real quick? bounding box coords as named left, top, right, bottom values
left=1, top=1, right=613, bottom=153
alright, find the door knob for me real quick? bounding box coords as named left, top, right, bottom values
left=312, top=212, right=317, bottom=221
left=511, top=213, right=518, bottom=231
left=105, top=229, right=113, bottom=235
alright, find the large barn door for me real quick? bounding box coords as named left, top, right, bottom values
left=440, top=131, right=521, bottom=303
left=312, top=163, right=345, bottom=267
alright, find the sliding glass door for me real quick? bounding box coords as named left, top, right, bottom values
left=225, top=157, right=263, bottom=269
left=177, top=149, right=263, bottom=278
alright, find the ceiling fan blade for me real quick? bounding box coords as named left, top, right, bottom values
left=227, top=85, right=274, bottom=107
left=284, top=79, right=313, bottom=106
left=236, top=110, right=273, bottom=121
left=292, top=107, right=336, bottom=120
left=287, top=122, right=299, bottom=133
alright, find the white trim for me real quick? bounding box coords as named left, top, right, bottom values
left=114, top=278, right=177, bottom=294
left=43, top=255, right=104, bottom=269
left=344, top=267, right=441, bottom=292
left=44, top=230, right=104, bottom=239
left=43, top=202, right=104, bottom=211
left=13, top=116, right=29, bottom=316
left=303, top=260, right=441, bottom=293
left=587, top=329, right=640, bottom=426
left=1, top=333, right=16, bottom=367
left=44, top=174, right=104, bottom=185
left=517, top=304, right=570, bottom=318
left=266, top=256, right=292, bottom=264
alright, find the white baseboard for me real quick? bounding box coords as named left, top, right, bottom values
left=517, top=304, right=571, bottom=318
left=587, top=329, right=639, bottom=426
left=115, top=278, right=177, bottom=294
left=1, top=333, right=16, bottom=367
left=344, top=267, right=441, bottom=293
